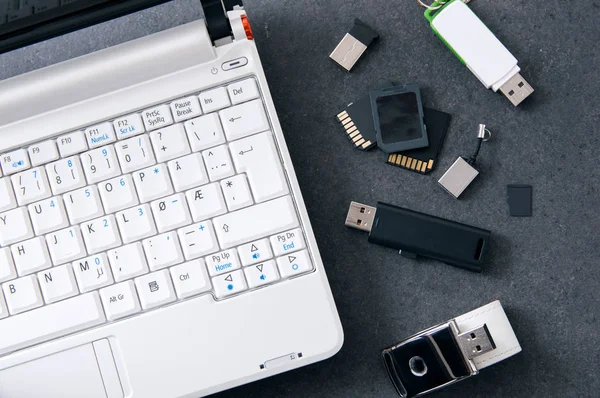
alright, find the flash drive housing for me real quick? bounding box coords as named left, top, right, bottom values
left=369, top=203, right=491, bottom=272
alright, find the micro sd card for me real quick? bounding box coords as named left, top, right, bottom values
left=386, top=108, right=451, bottom=174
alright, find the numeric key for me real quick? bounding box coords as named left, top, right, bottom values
left=47, top=156, right=86, bottom=195
left=28, top=197, right=69, bottom=235
left=46, top=226, right=86, bottom=265
left=11, top=167, right=52, bottom=206
left=73, top=253, right=114, bottom=293
left=81, top=145, right=121, bottom=184
left=81, top=215, right=121, bottom=254
left=64, top=186, right=104, bottom=224
left=115, top=135, right=155, bottom=173
left=98, top=175, right=138, bottom=213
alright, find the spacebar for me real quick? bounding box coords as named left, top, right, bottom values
left=213, top=195, right=299, bottom=248
left=0, top=292, right=106, bottom=356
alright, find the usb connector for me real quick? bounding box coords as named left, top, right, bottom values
left=345, top=202, right=376, bottom=232
left=498, top=73, right=534, bottom=106
left=456, top=324, right=496, bottom=360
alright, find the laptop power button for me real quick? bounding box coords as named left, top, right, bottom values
left=222, top=57, right=248, bottom=71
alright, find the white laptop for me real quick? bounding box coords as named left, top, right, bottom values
left=0, top=1, right=343, bottom=397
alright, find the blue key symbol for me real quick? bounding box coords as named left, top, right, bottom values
left=252, top=253, right=260, bottom=260
left=227, top=284, right=234, bottom=291
left=260, top=274, right=266, bottom=281
left=292, top=264, right=299, bottom=271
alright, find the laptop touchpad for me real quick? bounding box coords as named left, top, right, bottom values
left=0, top=340, right=123, bottom=398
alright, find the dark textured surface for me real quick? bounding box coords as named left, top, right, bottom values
left=1, top=1, right=599, bottom=397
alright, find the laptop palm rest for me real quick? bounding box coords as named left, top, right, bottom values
left=0, top=340, right=123, bottom=398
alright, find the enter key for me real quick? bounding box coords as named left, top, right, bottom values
left=229, top=131, right=289, bottom=203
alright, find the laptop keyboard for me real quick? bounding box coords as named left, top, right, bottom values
left=0, top=77, right=313, bottom=356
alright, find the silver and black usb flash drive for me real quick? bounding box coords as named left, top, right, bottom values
left=382, top=301, right=521, bottom=397
left=345, top=201, right=491, bottom=272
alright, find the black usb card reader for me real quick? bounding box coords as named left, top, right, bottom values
left=345, top=202, right=491, bottom=272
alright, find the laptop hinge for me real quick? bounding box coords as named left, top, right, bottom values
left=201, top=0, right=244, bottom=46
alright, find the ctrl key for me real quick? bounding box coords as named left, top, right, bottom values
left=213, top=270, right=247, bottom=299
left=99, top=280, right=141, bottom=321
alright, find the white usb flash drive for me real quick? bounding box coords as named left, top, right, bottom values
left=426, top=0, right=534, bottom=106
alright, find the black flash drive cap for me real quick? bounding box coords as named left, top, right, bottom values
left=387, top=108, right=452, bottom=174
left=507, top=184, right=533, bottom=217
left=345, top=202, right=491, bottom=272
left=370, top=84, right=429, bottom=154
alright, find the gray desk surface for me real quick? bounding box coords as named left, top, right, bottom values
left=1, top=1, right=598, bottom=397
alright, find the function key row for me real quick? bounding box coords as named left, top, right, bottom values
left=0, top=78, right=260, bottom=176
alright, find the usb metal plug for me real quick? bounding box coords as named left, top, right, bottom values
left=456, top=324, right=496, bottom=360
left=499, top=73, right=534, bottom=106
left=345, top=201, right=376, bottom=232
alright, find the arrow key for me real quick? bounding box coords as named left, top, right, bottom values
left=244, top=260, right=279, bottom=288
left=276, top=249, right=313, bottom=279
left=237, top=238, right=273, bottom=266
left=213, top=270, right=247, bottom=298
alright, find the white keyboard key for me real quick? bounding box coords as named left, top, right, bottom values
left=214, top=196, right=299, bottom=249
left=228, top=78, right=260, bottom=104
left=28, top=140, right=60, bottom=166
left=113, top=113, right=146, bottom=140
left=168, top=153, right=209, bottom=192
left=108, top=242, right=149, bottom=282
left=116, top=204, right=156, bottom=244
left=142, top=104, right=173, bottom=131
left=0, top=177, right=17, bottom=212
left=134, top=269, right=176, bottom=309
left=81, top=215, right=121, bottom=254
left=57, top=131, right=88, bottom=157
left=230, top=132, right=288, bottom=203
left=185, top=182, right=227, bottom=222
left=47, top=156, right=86, bottom=195
left=198, top=86, right=231, bottom=113
left=84, top=122, right=116, bottom=148
left=143, top=231, right=184, bottom=271
left=170, top=259, right=211, bottom=299
left=2, top=275, right=43, bottom=314
left=150, top=123, right=191, bottom=163
left=73, top=253, right=114, bottom=293
left=277, top=249, right=313, bottom=278
left=37, top=264, right=78, bottom=303
left=64, top=185, right=104, bottom=224
left=0, top=149, right=30, bottom=176
left=151, top=193, right=192, bottom=233
left=205, top=249, right=241, bottom=276
left=0, top=292, right=7, bottom=319
left=115, top=134, right=155, bottom=173
left=202, top=145, right=234, bottom=181
left=0, top=247, right=17, bottom=283
left=244, top=260, right=280, bottom=288
left=81, top=145, right=121, bottom=184
left=0, top=207, right=33, bottom=246
left=219, top=99, right=269, bottom=141
left=238, top=238, right=273, bottom=266
left=212, top=270, right=247, bottom=298
left=184, top=113, right=226, bottom=152
left=221, top=174, right=253, bottom=211
left=46, top=226, right=86, bottom=265
left=178, top=221, right=219, bottom=260
left=170, top=96, right=202, bottom=122
left=133, top=164, right=173, bottom=203
left=0, top=292, right=104, bottom=355
left=28, top=197, right=69, bottom=235
left=99, top=280, right=141, bottom=321
left=98, top=174, right=138, bottom=213
left=12, top=237, right=52, bottom=276
left=11, top=167, right=52, bottom=206
left=270, top=228, right=306, bottom=257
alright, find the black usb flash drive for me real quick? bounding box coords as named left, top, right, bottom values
left=345, top=202, right=491, bottom=272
